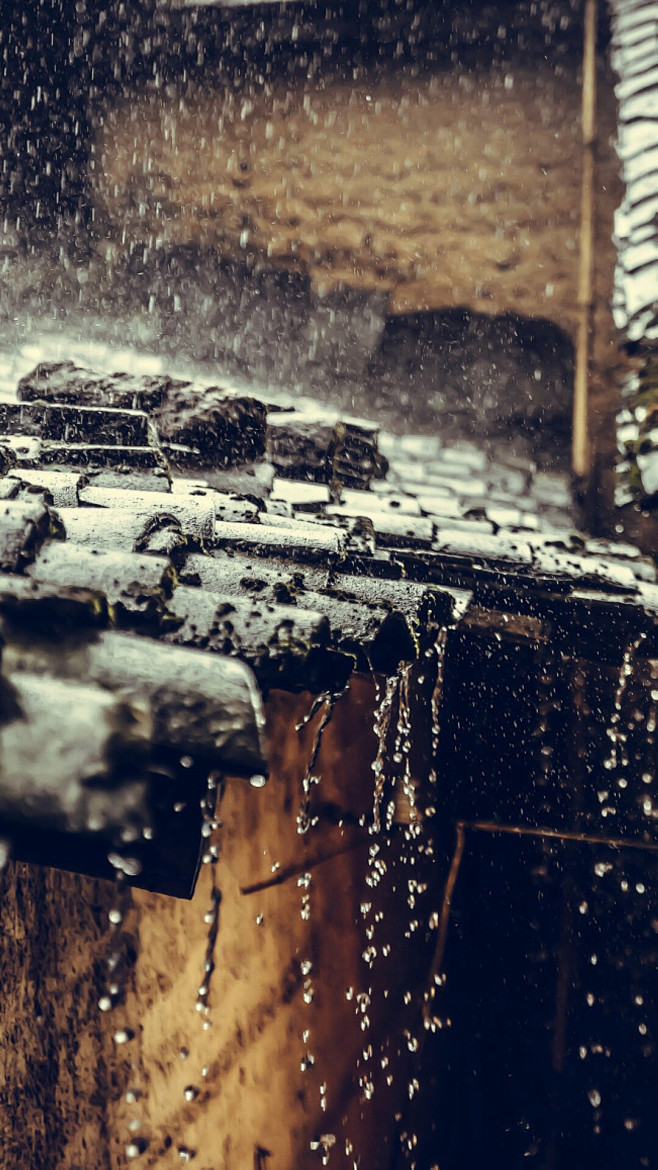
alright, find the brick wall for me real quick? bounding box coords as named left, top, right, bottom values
left=94, top=52, right=619, bottom=340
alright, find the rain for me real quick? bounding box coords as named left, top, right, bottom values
left=0, top=1, right=657, bottom=1169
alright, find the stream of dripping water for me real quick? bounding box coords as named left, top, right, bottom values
left=391, top=663, right=419, bottom=831
left=371, top=674, right=400, bottom=835
left=641, top=662, right=658, bottom=820
left=296, top=688, right=344, bottom=836
left=98, top=869, right=148, bottom=1161
left=195, top=771, right=224, bottom=1030
left=353, top=652, right=449, bottom=1167
left=96, top=802, right=152, bottom=1159
left=167, top=772, right=226, bottom=1165
left=603, top=631, right=648, bottom=774
left=428, top=629, right=447, bottom=788
left=296, top=690, right=347, bottom=1160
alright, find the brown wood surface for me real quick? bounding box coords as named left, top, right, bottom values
left=0, top=678, right=436, bottom=1169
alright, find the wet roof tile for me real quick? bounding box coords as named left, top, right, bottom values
left=0, top=359, right=656, bottom=896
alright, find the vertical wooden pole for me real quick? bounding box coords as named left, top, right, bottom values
left=572, top=0, right=598, bottom=481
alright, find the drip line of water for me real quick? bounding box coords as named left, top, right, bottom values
left=297, top=686, right=346, bottom=835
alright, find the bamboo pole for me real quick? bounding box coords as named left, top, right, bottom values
left=572, top=0, right=598, bottom=480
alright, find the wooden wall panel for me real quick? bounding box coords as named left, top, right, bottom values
left=0, top=680, right=432, bottom=1168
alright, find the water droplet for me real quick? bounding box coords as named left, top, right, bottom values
left=126, top=1138, right=148, bottom=1158
left=108, top=852, right=142, bottom=877
left=594, top=862, right=612, bottom=878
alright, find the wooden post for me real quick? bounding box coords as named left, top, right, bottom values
left=572, top=0, right=598, bottom=483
